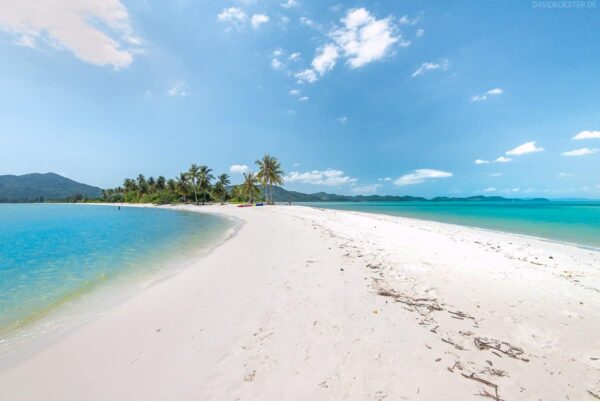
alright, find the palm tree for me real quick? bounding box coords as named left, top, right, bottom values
left=123, top=178, right=137, bottom=193
left=241, top=172, right=260, bottom=203
left=198, top=165, right=214, bottom=205
left=256, top=154, right=284, bottom=204
left=136, top=174, right=148, bottom=195
left=214, top=173, right=230, bottom=204
left=187, top=164, right=200, bottom=204
left=177, top=173, right=190, bottom=203
left=167, top=179, right=177, bottom=192
left=156, top=176, right=166, bottom=191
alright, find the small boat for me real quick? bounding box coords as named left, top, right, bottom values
left=237, top=204, right=253, bottom=208
left=255, top=202, right=264, bottom=206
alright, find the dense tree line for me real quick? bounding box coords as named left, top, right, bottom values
left=101, top=154, right=284, bottom=205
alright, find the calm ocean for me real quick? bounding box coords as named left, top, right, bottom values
left=301, top=201, right=600, bottom=249
left=0, top=204, right=235, bottom=343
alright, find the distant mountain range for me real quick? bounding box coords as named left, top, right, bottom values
left=269, top=185, right=549, bottom=203
left=0, top=173, right=102, bottom=202
left=0, top=172, right=549, bottom=203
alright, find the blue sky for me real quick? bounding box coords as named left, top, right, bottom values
left=1, top=0, right=599, bottom=198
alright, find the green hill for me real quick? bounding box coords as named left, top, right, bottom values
left=0, top=173, right=102, bottom=202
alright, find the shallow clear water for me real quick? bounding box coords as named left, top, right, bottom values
left=300, top=201, right=600, bottom=249
left=0, top=204, right=234, bottom=336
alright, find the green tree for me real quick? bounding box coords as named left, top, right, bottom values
left=156, top=176, right=166, bottom=191
left=136, top=174, right=148, bottom=195
left=214, top=173, right=230, bottom=204
left=177, top=173, right=190, bottom=203
left=241, top=172, right=260, bottom=203
left=187, top=164, right=200, bottom=204
left=198, top=165, right=214, bottom=204
left=256, top=154, right=284, bottom=204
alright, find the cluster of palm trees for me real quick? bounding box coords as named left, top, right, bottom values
left=101, top=154, right=284, bottom=205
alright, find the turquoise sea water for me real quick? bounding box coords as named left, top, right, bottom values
left=0, top=204, right=234, bottom=337
left=301, top=201, right=600, bottom=249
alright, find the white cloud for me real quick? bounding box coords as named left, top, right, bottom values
left=490, top=172, right=502, bottom=177
left=331, top=8, right=402, bottom=69
left=289, top=52, right=301, bottom=61
left=299, top=16, right=316, bottom=28
left=271, top=58, right=284, bottom=70
left=378, top=177, right=392, bottom=182
left=393, top=169, right=453, bottom=186
left=482, top=187, right=497, bottom=192
left=398, top=15, right=420, bottom=25
left=351, top=184, right=381, bottom=195
left=474, top=159, right=489, bottom=165
left=470, top=88, right=504, bottom=102
left=298, top=96, right=309, bottom=102
left=561, top=148, right=599, bottom=157
left=289, top=89, right=301, bottom=96
left=272, top=48, right=284, bottom=57
left=337, top=116, right=348, bottom=124
left=218, top=7, right=247, bottom=29
left=285, top=169, right=357, bottom=185
left=251, top=14, right=269, bottom=29
left=412, top=58, right=449, bottom=77
left=494, top=156, right=512, bottom=163
left=230, top=164, right=249, bottom=174
left=280, top=0, right=298, bottom=9
left=573, top=130, right=600, bottom=140
left=295, top=68, right=318, bottom=83
left=167, top=81, right=188, bottom=97
left=505, top=141, right=544, bottom=156
left=416, top=28, right=425, bottom=37
left=557, top=172, right=573, bottom=178
left=312, top=44, right=339, bottom=75
left=0, top=0, right=141, bottom=69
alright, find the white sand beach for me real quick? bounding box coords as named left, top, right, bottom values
left=1, top=204, right=599, bottom=401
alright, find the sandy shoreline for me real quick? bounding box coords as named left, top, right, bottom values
left=1, top=204, right=599, bottom=400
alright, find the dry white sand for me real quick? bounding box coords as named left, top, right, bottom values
left=1, top=204, right=599, bottom=401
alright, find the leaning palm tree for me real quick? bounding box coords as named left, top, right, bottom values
left=241, top=172, right=260, bottom=203
left=177, top=173, right=190, bottom=203
left=256, top=154, right=284, bottom=204
left=187, top=164, right=200, bottom=204
left=198, top=165, right=214, bottom=205
left=214, top=173, right=231, bottom=204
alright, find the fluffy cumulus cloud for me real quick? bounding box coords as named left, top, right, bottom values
left=412, top=58, right=449, bottom=77
left=474, top=159, right=490, bottom=165
left=312, top=44, right=339, bottom=75
left=470, top=88, right=504, bottom=102
left=482, top=187, right=497, bottom=192
left=505, top=141, right=544, bottom=156
left=494, top=156, right=512, bottom=163
left=294, top=8, right=406, bottom=84
left=230, top=164, right=249, bottom=174
left=0, top=0, right=142, bottom=69
left=295, top=68, right=317, bottom=83
left=561, top=148, right=599, bottom=157
left=218, top=7, right=247, bottom=29
left=332, top=8, right=404, bottom=69
left=393, top=169, right=453, bottom=186
left=251, top=14, right=269, bottom=29
left=572, top=130, right=600, bottom=140
left=285, top=169, right=357, bottom=185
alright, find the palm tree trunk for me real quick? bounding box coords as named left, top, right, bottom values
left=192, top=183, right=198, bottom=205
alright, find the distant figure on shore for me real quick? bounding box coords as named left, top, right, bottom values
left=288, top=198, right=291, bottom=205
left=118, top=206, right=121, bottom=210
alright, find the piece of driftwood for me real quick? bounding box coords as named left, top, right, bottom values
left=474, top=337, right=529, bottom=362
left=462, top=373, right=501, bottom=401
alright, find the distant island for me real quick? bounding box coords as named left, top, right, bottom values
left=0, top=168, right=549, bottom=204
left=0, top=173, right=102, bottom=202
